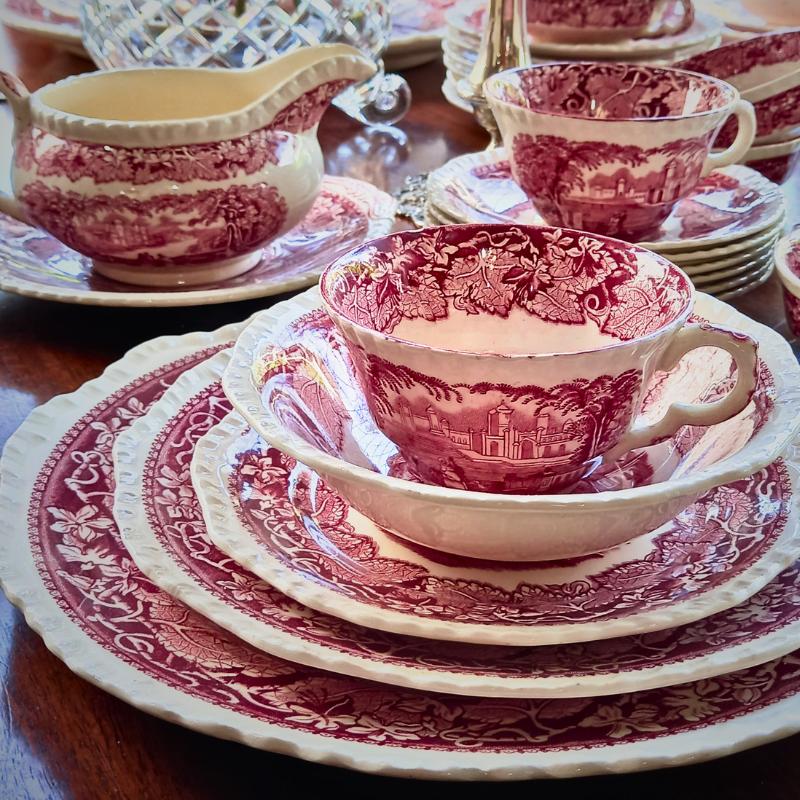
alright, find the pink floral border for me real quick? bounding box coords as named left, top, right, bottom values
left=22, top=345, right=800, bottom=752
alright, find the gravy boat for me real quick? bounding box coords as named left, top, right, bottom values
left=0, top=45, right=375, bottom=287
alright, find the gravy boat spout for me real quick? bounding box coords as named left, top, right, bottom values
left=0, top=45, right=376, bottom=287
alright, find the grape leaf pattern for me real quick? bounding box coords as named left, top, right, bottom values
left=324, top=225, right=690, bottom=340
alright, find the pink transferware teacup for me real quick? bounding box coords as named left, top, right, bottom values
left=319, top=224, right=759, bottom=494
left=0, top=45, right=375, bottom=287
left=527, top=0, right=694, bottom=44
left=484, top=63, right=756, bottom=242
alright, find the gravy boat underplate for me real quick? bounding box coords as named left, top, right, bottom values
left=223, top=287, right=800, bottom=562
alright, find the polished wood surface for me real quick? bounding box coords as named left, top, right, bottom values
left=1, top=24, right=799, bottom=800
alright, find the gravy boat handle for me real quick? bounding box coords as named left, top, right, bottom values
left=602, top=322, right=759, bottom=464
left=0, top=72, right=32, bottom=224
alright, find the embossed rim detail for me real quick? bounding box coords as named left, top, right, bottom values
left=24, top=47, right=375, bottom=146
left=115, top=351, right=800, bottom=698
left=4, top=305, right=800, bottom=778
left=223, top=288, right=800, bottom=512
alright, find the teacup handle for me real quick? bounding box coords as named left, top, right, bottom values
left=0, top=71, right=32, bottom=224
left=644, top=0, right=694, bottom=38
left=603, top=322, right=758, bottom=464
left=702, top=99, right=757, bottom=177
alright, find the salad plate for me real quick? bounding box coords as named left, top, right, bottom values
left=7, top=312, right=800, bottom=779
left=0, top=176, right=395, bottom=307
left=115, top=349, right=800, bottom=700
left=427, top=150, right=785, bottom=252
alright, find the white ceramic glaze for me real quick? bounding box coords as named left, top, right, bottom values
left=0, top=45, right=375, bottom=287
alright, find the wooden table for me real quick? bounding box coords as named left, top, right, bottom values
left=1, top=25, right=799, bottom=800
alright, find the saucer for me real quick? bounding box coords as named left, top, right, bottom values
left=688, top=246, right=776, bottom=281
left=219, top=291, right=800, bottom=645
left=115, top=348, right=800, bottom=699
left=0, top=176, right=395, bottom=307
left=8, top=323, right=800, bottom=777
left=427, top=150, right=785, bottom=252
left=670, top=222, right=784, bottom=265
left=696, top=258, right=775, bottom=295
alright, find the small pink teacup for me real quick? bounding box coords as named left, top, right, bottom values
left=527, top=0, right=694, bottom=44
left=320, top=224, right=758, bottom=495
left=484, top=63, right=756, bottom=242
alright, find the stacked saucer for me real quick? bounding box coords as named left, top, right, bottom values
left=6, top=223, right=800, bottom=778
left=442, top=0, right=723, bottom=112
left=426, top=150, right=785, bottom=300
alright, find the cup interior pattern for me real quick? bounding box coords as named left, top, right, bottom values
left=321, top=225, right=692, bottom=353
left=489, top=63, right=734, bottom=120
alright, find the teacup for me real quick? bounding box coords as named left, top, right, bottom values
left=0, top=46, right=375, bottom=287
left=320, top=224, right=758, bottom=494
left=527, top=0, right=694, bottom=44
left=484, top=63, right=756, bottom=242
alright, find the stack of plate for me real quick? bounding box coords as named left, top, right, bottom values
left=7, top=273, right=800, bottom=778
left=425, top=149, right=785, bottom=300
left=442, top=0, right=723, bottom=113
